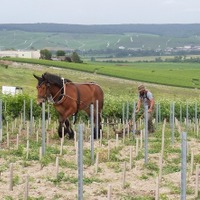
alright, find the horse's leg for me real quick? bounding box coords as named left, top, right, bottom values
left=64, top=119, right=74, bottom=139
left=58, top=119, right=74, bottom=140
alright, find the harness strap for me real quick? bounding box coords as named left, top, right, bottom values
left=52, top=82, right=80, bottom=124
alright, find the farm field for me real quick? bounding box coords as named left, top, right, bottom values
left=2, top=58, right=200, bottom=91
left=1, top=62, right=200, bottom=199
left=0, top=61, right=200, bottom=101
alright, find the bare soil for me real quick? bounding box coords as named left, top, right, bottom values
left=0, top=124, right=200, bottom=200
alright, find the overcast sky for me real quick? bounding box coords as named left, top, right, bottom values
left=1, top=0, right=200, bottom=24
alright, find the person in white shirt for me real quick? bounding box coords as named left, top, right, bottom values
left=136, top=84, right=155, bottom=133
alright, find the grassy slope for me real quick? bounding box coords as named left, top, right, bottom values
left=0, top=62, right=200, bottom=102
left=3, top=58, right=200, bottom=89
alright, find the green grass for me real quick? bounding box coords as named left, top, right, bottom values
left=1, top=58, right=200, bottom=103
left=3, top=57, right=200, bottom=89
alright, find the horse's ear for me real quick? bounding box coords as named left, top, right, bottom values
left=33, top=74, right=41, bottom=80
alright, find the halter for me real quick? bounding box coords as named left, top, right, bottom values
left=37, top=80, right=66, bottom=104
left=47, top=82, right=66, bottom=105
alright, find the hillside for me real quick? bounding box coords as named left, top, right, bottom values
left=1, top=23, right=200, bottom=36
left=0, top=23, right=200, bottom=56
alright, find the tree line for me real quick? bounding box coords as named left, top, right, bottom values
left=40, top=49, right=83, bottom=63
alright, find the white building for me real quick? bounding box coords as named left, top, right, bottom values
left=2, top=86, right=23, bottom=95
left=0, top=50, right=40, bottom=59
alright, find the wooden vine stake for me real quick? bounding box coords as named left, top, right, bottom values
left=107, top=123, right=110, bottom=140
left=36, top=130, right=39, bottom=143
left=60, top=139, right=63, bottom=156
left=122, top=126, right=125, bottom=143
left=116, top=134, right=119, bottom=147
left=140, top=130, right=143, bottom=149
left=46, top=131, right=49, bottom=145
left=55, top=156, right=59, bottom=178
left=100, top=130, right=102, bottom=146
left=16, top=134, right=19, bottom=150
left=158, top=155, right=163, bottom=182
left=95, top=152, right=99, bottom=173
left=190, top=150, right=194, bottom=175
left=39, top=147, right=42, bottom=161
left=129, top=146, right=133, bottom=169
left=26, top=140, right=29, bottom=159
left=24, top=174, right=29, bottom=200
left=122, top=161, right=126, bottom=189
left=26, top=121, right=29, bottom=140
left=76, top=141, right=78, bottom=164
left=155, top=176, right=160, bottom=200
left=107, top=184, right=112, bottom=200
left=9, top=163, right=13, bottom=191
left=7, top=131, right=9, bottom=148
left=74, top=131, right=77, bottom=148
left=195, top=165, right=199, bottom=198
left=60, top=127, right=64, bottom=155
left=135, top=138, right=139, bottom=157
left=107, top=140, right=110, bottom=161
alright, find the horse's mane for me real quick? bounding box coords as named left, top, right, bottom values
left=43, top=72, right=72, bottom=87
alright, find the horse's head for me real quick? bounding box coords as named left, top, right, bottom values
left=33, top=74, right=49, bottom=106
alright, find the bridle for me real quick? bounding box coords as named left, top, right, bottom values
left=37, top=81, right=65, bottom=104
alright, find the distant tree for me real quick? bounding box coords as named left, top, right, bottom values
left=56, top=50, right=66, bottom=57
left=40, top=49, right=52, bottom=60
left=71, top=51, right=83, bottom=63
left=65, top=56, right=72, bottom=62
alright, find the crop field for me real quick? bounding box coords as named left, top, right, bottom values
left=2, top=58, right=200, bottom=90
left=1, top=61, right=200, bottom=199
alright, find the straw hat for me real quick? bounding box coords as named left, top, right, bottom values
left=138, top=84, right=145, bottom=92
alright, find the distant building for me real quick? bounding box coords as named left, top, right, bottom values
left=0, top=50, right=40, bottom=59
left=2, top=86, right=23, bottom=95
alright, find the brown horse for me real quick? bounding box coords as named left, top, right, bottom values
left=33, top=72, right=104, bottom=139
